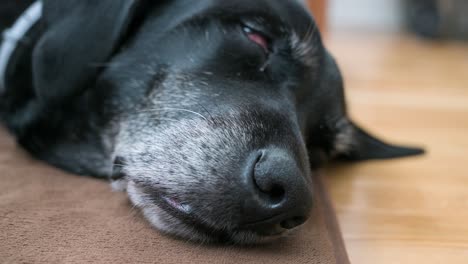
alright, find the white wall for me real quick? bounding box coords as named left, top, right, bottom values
left=329, top=0, right=404, bottom=32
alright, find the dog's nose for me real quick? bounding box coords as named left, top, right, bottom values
left=241, top=148, right=313, bottom=232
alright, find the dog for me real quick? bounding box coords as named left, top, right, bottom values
left=0, top=0, right=423, bottom=244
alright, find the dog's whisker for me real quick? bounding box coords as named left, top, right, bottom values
left=148, top=117, right=181, bottom=123
left=195, top=102, right=214, bottom=121
left=157, top=108, right=208, bottom=121
left=122, top=112, right=181, bottom=123
left=134, top=107, right=208, bottom=121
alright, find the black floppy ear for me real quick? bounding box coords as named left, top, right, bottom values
left=32, top=0, right=143, bottom=103
left=312, top=50, right=424, bottom=162
left=333, top=120, right=425, bottom=161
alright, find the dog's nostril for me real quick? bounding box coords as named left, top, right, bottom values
left=252, top=152, right=286, bottom=204
left=280, top=216, right=307, bottom=230
left=268, top=184, right=285, bottom=201
left=253, top=180, right=285, bottom=204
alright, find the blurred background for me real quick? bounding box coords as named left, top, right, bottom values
left=306, top=1, right=468, bottom=264
left=310, top=0, right=468, bottom=39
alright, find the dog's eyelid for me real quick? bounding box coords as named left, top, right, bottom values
left=239, top=15, right=290, bottom=37
left=240, top=19, right=274, bottom=38
left=241, top=24, right=272, bottom=53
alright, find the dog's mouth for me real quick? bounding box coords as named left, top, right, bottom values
left=159, top=190, right=291, bottom=238
left=161, top=196, right=193, bottom=215
left=123, top=179, right=291, bottom=244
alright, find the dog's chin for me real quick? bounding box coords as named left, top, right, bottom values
left=123, top=181, right=289, bottom=245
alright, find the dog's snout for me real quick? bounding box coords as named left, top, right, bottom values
left=242, top=148, right=313, bottom=232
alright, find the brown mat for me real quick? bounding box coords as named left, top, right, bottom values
left=0, top=127, right=349, bottom=264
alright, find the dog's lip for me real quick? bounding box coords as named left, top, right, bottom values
left=158, top=195, right=288, bottom=238
left=128, top=180, right=192, bottom=215
left=249, top=225, right=287, bottom=237
left=130, top=181, right=289, bottom=240
left=240, top=214, right=291, bottom=236
left=161, top=196, right=193, bottom=214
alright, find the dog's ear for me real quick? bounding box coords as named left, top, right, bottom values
left=315, top=51, right=424, bottom=161
left=32, top=0, right=144, bottom=103
left=331, top=119, right=425, bottom=161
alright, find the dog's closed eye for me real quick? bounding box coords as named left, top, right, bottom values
left=242, top=25, right=271, bottom=53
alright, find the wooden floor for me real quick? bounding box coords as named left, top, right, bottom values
left=323, top=32, right=468, bottom=263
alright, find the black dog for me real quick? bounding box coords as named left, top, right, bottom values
left=0, top=0, right=423, bottom=244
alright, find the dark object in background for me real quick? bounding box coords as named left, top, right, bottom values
left=405, top=0, right=468, bottom=40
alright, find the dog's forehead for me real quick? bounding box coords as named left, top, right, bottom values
left=212, top=0, right=313, bottom=28
left=184, top=0, right=315, bottom=33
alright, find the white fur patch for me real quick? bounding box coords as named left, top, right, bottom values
left=0, top=1, right=42, bottom=92
left=332, top=118, right=355, bottom=155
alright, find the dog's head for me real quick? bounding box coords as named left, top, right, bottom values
left=30, top=0, right=423, bottom=244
